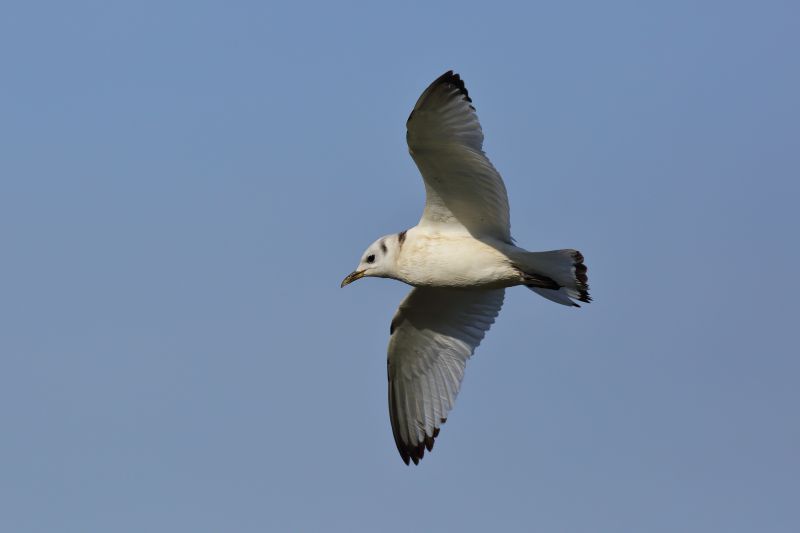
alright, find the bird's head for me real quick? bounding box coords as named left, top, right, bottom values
left=341, top=235, right=399, bottom=287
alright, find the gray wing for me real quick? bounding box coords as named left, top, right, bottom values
left=387, top=287, right=505, bottom=465
left=406, top=71, right=511, bottom=242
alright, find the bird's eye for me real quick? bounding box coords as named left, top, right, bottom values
left=366, top=254, right=375, bottom=264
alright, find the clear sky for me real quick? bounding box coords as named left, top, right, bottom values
left=2, top=1, right=798, bottom=532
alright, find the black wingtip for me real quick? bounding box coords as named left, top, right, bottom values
left=396, top=419, right=449, bottom=466
left=425, top=434, right=435, bottom=452
left=433, top=70, right=472, bottom=103
left=407, top=70, right=475, bottom=125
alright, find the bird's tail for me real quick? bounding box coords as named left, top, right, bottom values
left=513, top=249, right=591, bottom=307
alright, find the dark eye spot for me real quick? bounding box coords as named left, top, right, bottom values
left=366, top=254, right=375, bottom=264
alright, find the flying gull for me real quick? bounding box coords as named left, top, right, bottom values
left=341, top=71, right=591, bottom=465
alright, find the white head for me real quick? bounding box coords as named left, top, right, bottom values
left=341, top=232, right=403, bottom=287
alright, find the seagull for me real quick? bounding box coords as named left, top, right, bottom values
left=341, top=71, right=590, bottom=465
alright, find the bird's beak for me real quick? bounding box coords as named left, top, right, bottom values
left=340, top=270, right=366, bottom=288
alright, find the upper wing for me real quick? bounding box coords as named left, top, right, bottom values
left=406, top=71, right=511, bottom=242
left=387, top=287, right=505, bottom=465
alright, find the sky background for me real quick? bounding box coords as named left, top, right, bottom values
left=2, top=1, right=799, bottom=532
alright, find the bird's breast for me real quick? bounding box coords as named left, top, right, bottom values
left=395, top=232, right=520, bottom=289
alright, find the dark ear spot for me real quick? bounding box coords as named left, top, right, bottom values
left=380, top=240, right=387, bottom=254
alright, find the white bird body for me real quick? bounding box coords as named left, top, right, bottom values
left=394, top=228, right=519, bottom=289
left=341, top=71, right=591, bottom=465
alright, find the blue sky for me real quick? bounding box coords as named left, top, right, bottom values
left=1, top=1, right=798, bottom=531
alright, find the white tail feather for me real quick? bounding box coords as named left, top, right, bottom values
left=513, top=249, right=591, bottom=307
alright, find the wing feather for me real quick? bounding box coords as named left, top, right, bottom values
left=406, top=71, right=511, bottom=241
left=387, top=287, right=504, bottom=464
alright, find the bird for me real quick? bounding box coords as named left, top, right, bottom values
left=341, top=70, right=590, bottom=465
